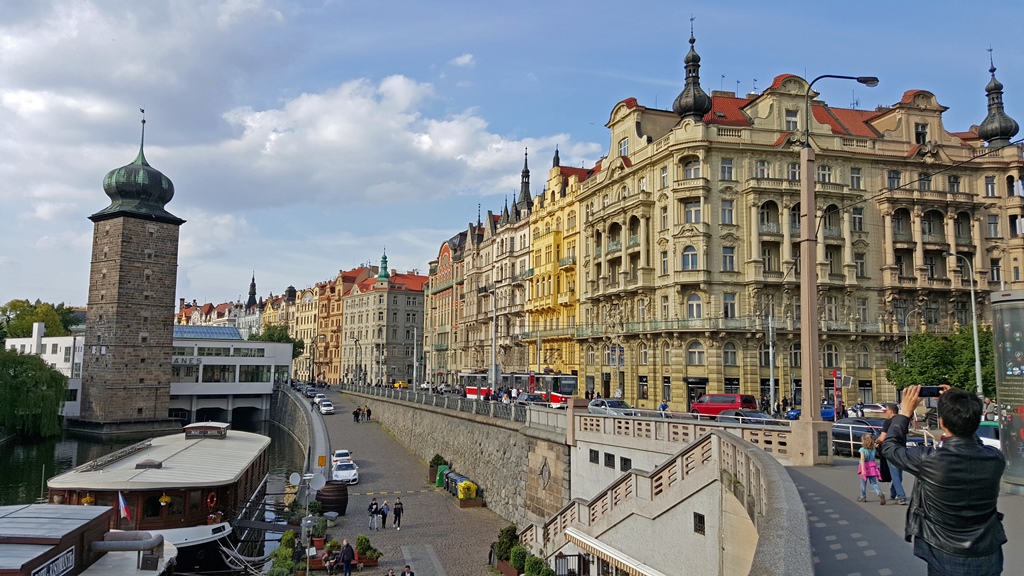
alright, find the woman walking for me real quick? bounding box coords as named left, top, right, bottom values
left=857, top=433, right=885, bottom=505
left=379, top=500, right=391, bottom=529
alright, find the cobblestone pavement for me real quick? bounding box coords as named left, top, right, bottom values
left=316, top=390, right=509, bottom=576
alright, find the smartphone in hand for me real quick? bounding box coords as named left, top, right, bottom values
left=918, top=386, right=942, bottom=398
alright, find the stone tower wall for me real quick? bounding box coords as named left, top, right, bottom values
left=79, top=216, right=181, bottom=423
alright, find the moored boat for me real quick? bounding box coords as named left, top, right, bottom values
left=47, top=422, right=270, bottom=573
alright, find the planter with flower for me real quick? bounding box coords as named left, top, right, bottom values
left=207, top=510, right=224, bottom=525
left=80, top=495, right=95, bottom=506
left=354, top=534, right=382, bottom=566
left=159, top=494, right=172, bottom=507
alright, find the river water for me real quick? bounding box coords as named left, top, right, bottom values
left=0, top=420, right=304, bottom=507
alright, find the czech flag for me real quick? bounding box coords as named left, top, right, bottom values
left=117, top=491, right=131, bottom=522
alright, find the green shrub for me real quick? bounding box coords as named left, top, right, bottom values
left=280, top=529, right=296, bottom=552
left=495, top=524, right=519, bottom=561
left=324, top=539, right=341, bottom=552
left=509, top=546, right=527, bottom=571
left=524, top=556, right=545, bottom=576
left=539, top=567, right=555, bottom=576
left=429, top=454, right=448, bottom=467
left=307, top=499, right=323, bottom=516
left=267, top=567, right=291, bottom=576
left=355, top=535, right=371, bottom=555
left=312, top=516, right=328, bottom=538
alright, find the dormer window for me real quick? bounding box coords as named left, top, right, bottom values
left=785, top=110, right=799, bottom=131
left=618, top=138, right=629, bottom=157
left=684, top=160, right=701, bottom=179
left=915, top=123, right=928, bottom=145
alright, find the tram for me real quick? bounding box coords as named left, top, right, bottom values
left=457, top=371, right=579, bottom=408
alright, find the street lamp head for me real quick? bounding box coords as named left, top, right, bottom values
left=856, top=76, right=880, bottom=87
left=941, top=251, right=951, bottom=257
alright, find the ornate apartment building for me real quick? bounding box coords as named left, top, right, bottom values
left=340, top=253, right=427, bottom=385
left=318, top=266, right=377, bottom=384
left=574, top=35, right=1023, bottom=412
left=522, top=148, right=590, bottom=376
left=424, top=231, right=468, bottom=386
left=458, top=154, right=534, bottom=384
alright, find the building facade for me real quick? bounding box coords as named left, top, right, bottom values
left=425, top=232, right=468, bottom=386
left=341, top=253, right=427, bottom=385
left=574, top=36, right=1024, bottom=412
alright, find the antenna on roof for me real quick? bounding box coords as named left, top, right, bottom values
left=752, top=79, right=758, bottom=92
left=721, top=74, right=725, bottom=90
left=735, top=80, right=740, bottom=93
left=850, top=90, right=860, bottom=110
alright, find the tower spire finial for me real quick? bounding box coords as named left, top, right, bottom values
left=988, top=46, right=995, bottom=74
left=690, top=14, right=695, bottom=38
left=135, top=108, right=149, bottom=165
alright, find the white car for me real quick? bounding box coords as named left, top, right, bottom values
left=331, top=461, right=359, bottom=484
left=331, top=449, right=353, bottom=467
left=314, top=393, right=328, bottom=405
left=319, top=401, right=335, bottom=415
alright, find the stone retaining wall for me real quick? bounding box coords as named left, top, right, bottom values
left=345, top=389, right=570, bottom=528
left=271, top=388, right=312, bottom=466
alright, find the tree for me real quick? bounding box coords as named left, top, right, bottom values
left=885, top=326, right=995, bottom=396
left=0, top=299, right=71, bottom=338
left=249, top=324, right=303, bottom=359
left=0, top=348, right=67, bottom=437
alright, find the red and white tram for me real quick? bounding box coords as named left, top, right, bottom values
left=457, top=371, right=579, bottom=408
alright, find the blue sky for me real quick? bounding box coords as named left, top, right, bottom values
left=1, top=0, right=1021, bottom=306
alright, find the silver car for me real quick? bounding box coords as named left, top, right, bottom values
left=587, top=399, right=637, bottom=416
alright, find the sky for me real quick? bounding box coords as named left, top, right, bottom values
left=1, top=0, right=1021, bottom=307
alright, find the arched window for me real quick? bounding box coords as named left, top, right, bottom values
left=638, top=343, right=649, bottom=365
left=857, top=345, right=871, bottom=368
left=823, top=344, right=840, bottom=368
left=759, top=343, right=772, bottom=367
left=790, top=343, right=801, bottom=367
left=587, top=346, right=595, bottom=364
left=682, top=246, right=699, bottom=270
left=604, top=346, right=612, bottom=365
left=687, top=342, right=706, bottom=365
left=663, top=343, right=672, bottom=364
left=687, top=294, right=703, bottom=319
left=723, top=342, right=738, bottom=366
left=684, top=160, right=701, bottom=179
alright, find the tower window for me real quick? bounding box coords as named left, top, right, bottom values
left=785, top=110, right=799, bottom=131
left=915, top=123, right=928, bottom=144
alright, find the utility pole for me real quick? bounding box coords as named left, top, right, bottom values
left=768, top=305, right=776, bottom=416
left=413, top=327, right=418, bottom=389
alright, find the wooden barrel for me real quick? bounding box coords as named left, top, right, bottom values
left=316, top=481, right=349, bottom=515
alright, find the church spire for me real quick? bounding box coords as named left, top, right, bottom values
left=978, top=50, right=1019, bottom=148
left=672, top=18, right=713, bottom=122
left=553, top=146, right=560, bottom=168
left=515, top=149, right=533, bottom=213
left=246, top=272, right=258, bottom=309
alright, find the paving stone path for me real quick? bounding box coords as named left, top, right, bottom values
left=316, top=390, right=509, bottom=575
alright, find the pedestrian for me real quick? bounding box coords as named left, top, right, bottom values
left=367, top=497, right=379, bottom=530
left=364, top=405, right=372, bottom=421
left=881, top=385, right=1006, bottom=575
left=658, top=399, right=670, bottom=418
left=340, top=539, right=355, bottom=576
left=392, top=497, right=404, bottom=530
left=379, top=500, right=390, bottom=529
left=311, top=399, right=316, bottom=411
left=875, top=402, right=907, bottom=505
left=353, top=407, right=361, bottom=423
left=983, top=397, right=997, bottom=421
left=856, top=433, right=885, bottom=504
left=402, top=565, right=415, bottom=576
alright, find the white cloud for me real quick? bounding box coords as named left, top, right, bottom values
left=448, top=53, right=475, bottom=68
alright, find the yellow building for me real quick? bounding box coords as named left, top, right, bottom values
left=524, top=148, right=589, bottom=379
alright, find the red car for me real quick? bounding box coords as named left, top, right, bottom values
left=690, top=394, right=759, bottom=418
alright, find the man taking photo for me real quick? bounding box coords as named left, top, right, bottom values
left=880, top=385, right=1006, bottom=575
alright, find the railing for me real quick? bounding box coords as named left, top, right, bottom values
left=427, top=279, right=455, bottom=295
left=759, top=222, right=781, bottom=234
left=954, top=235, right=974, bottom=245
left=607, top=240, right=622, bottom=253
left=921, top=233, right=946, bottom=244
left=338, top=383, right=539, bottom=426
left=627, top=235, right=640, bottom=247
left=558, top=255, right=577, bottom=267
left=594, top=247, right=602, bottom=257
left=433, top=343, right=449, bottom=351
left=893, top=231, right=913, bottom=242
left=522, top=430, right=811, bottom=576
left=823, top=226, right=843, bottom=238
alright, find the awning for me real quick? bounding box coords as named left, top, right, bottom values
left=563, top=527, right=671, bottom=576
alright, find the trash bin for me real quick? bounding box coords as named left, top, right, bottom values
left=443, top=470, right=459, bottom=492
left=435, top=465, right=449, bottom=487
left=457, top=480, right=477, bottom=500
left=450, top=475, right=467, bottom=496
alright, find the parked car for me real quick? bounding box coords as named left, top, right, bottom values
left=304, top=387, right=318, bottom=398
left=831, top=417, right=885, bottom=456
left=319, top=401, right=334, bottom=415
left=393, top=381, right=409, bottom=389
left=331, top=449, right=353, bottom=466
left=587, top=399, right=638, bottom=416
left=976, top=421, right=1001, bottom=450
left=785, top=404, right=835, bottom=421
left=690, top=394, right=759, bottom=417
left=859, top=403, right=887, bottom=418
left=313, top=393, right=328, bottom=405
left=331, top=461, right=359, bottom=484
left=516, top=393, right=548, bottom=406
left=716, top=410, right=775, bottom=424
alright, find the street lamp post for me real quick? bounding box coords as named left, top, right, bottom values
left=800, top=74, right=878, bottom=425
left=944, top=251, right=984, bottom=398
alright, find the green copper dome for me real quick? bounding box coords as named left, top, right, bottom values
left=90, top=119, right=183, bottom=225
left=377, top=251, right=390, bottom=281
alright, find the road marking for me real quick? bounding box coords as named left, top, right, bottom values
left=348, top=488, right=441, bottom=496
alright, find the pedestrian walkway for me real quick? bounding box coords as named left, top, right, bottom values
left=792, top=457, right=1024, bottom=575
left=317, top=391, right=509, bottom=575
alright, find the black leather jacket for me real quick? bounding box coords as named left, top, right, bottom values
left=880, top=414, right=1006, bottom=556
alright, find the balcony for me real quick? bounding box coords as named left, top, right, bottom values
left=558, top=293, right=571, bottom=306
left=954, top=235, right=974, bottom=246
left=594, top=247, right=602, bottom=257
left=759, top=222, right=781, bottom=234
left=823, top=226, right=843, bottom=239
left=815, top=182, right=846, bottom=194
left=921, top=233, right=947, bottom=244
left=606, top=240, right=622, bottom=254
left=433, top=343, right=449, bottom=352
left=893, top=231, right=913, bottom=242
left=627, top=235, right=640, bottom=247
left=558, top=255, right=577, bottom=268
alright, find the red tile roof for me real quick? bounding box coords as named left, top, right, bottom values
left=703, top=96, right=751, bottom=126
left=824, top=107, right=881, bottom=138
left=899, top=89, right=928, bottom=104
left=619, top=97, right=639, bottom=109
left=768, top=73, right=799, bottom=90
left=390, top=274, right=429, bottom=292
left=560, top=166, right=591, bottom=181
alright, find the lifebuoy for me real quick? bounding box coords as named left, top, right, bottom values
left=206, top=492, right=217, bottom=509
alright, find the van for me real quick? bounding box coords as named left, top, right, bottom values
left=691, top=393, right=758, bottom=417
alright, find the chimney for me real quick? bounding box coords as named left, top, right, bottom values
left=179, top=298, right=185, bottom=311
